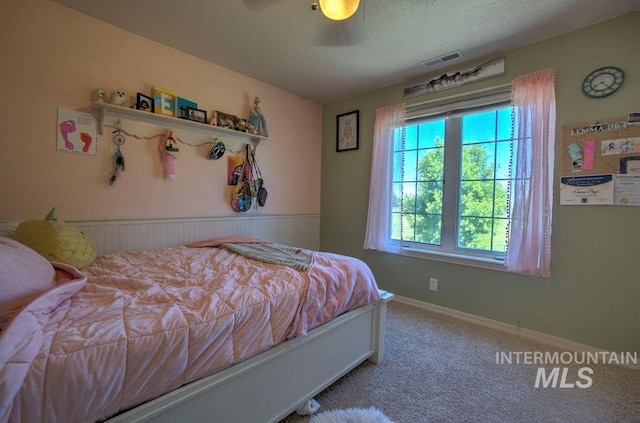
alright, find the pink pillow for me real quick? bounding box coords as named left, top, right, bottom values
left=0, top=237, right=57, bottom=327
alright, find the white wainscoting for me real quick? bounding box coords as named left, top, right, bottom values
left=67, top=214, right=320, bottom=254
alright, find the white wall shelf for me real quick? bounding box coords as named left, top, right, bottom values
left=92, top=102, right=267, bottom=146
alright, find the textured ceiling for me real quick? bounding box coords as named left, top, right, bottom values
left=51, top=0, right=638, bottom=104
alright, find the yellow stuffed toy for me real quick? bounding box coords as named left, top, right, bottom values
left=13, top=207, right=97, bottom=269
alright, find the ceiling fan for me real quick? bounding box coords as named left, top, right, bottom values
left=242, top=0, right=362, bottom=46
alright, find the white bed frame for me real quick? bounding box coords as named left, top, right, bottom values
left=107, top=290, right=393, bottom=423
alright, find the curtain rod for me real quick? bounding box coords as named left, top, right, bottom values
left=406, top=83, right=512, bottom=109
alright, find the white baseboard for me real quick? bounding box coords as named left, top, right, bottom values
left=392, top=295, right=638, bottom=369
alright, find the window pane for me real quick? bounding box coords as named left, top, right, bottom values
left=391, top=212, right=402, bottom=240
left=401, top=215, right=416, bottom=242
left=495, top=141, right=511, bottom=180
left=419, top=147, right=445, bottom=181
left=402, top=182, right=416, bottom=213
left=392, top=182, right=403, bottom=212
left=404, top=125, right=418, bottom=150
left=492, top=217, right=508, bottom=252
left=418, top=120, right=445, bottom=149
left=416, top=181, right=443, bottom=214
left=392, top=127, right=404, bottom=151
left=497, top=108, right=512, bottom=140
left=494, top=180, right=509, bottom=218
left=414, top=214, right=441, bottom=245
left=403, top=150, right=418, bottom=182
left=462, top=110, right=496, bottom=143
left=459, top=180, right=495, bottom=217
left=458, top=216, right=495, bottom=250
left=461, top=143, right=496, bottom=181
left=393, top=151, right=404, bottom=182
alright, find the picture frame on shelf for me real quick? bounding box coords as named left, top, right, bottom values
left=153, top=86, right=177, bottom=117
left=136, top=93, right=154, bottom=112
left=336, top=110, right=359, bottom=152
left=186, top=107, right=208, bottom=124
left=214, top=111, right=237, bottom=129
left=177, top=97, right=198, bottom=119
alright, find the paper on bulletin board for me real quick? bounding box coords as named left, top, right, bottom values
left=601, top=137, right=639, bottom=155
left=560, top=174, right=614, bottom=205
left=57, top=107, right=98, bottom=155
left=613, top=174, right=640, bottom=206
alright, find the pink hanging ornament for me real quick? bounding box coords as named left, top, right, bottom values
left=160, top=129, right=179, bottom=181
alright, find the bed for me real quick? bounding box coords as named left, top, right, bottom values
left=0, top=235, right=391, bottom=423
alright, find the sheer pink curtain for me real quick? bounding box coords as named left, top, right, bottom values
left=364, top=103, right=405, bottom=252
left=506, top=69, right=556, bottom=277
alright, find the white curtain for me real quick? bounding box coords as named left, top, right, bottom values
left=506, top=69, right=556, bottom=277
left=363, top=103, right=405, bottom=252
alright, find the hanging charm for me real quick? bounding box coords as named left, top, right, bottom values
left=208, top=139, right=225, bottom=160
left=250, top=145, right=268, bottom=207
left=160, top=129, right=179, bottom=181
left=109, top=120, right=126, bottom=185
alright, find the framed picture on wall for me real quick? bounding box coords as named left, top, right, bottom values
left=336, top=110, right=359, bottom=152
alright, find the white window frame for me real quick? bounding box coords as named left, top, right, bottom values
left=397, top=92, right=513, bottom=271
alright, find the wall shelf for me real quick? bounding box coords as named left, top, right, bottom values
left=92, top=102, right=267, bottom=145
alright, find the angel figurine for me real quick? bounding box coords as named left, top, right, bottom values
left=248, top=97, right=268, bottom=137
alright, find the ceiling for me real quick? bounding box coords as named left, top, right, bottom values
left=51, top=0, right=638, bottom=104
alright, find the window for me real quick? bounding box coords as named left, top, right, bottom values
left=365, top=69, right=555, bottom=275
left=392, top=98, right=514, bottom=263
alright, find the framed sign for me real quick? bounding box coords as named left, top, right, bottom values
left=336, top=110, right=359, bottom=152
left=153, top=86, right=177, bottom=117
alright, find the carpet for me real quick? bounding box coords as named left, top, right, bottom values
left=309, top=407, right=394, bottom=423
left=279, top=301, right=634, bottom=422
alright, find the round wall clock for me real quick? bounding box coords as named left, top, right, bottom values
left=581, top=66, right=625, bottom=98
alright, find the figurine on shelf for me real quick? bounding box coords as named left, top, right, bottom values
left=248, top=97, right=268, bottom=137
left=235, top=118, right=249, bottom=132
left=95, top=89, right=105, bottom=103
left=111, top=90, right=127, bottom=106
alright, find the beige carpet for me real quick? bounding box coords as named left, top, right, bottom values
left=280, top=300, right=637, bottom=423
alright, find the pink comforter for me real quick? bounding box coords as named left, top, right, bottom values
left=0, top=245, right=379, bottom=423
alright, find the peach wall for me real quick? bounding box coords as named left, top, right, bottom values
left=0, top=0, right=322, bottom=220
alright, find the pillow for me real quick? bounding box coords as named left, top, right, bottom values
left=12, top=218, right=97, bottom=269
left=0, top=220, right=22, bottom=238
left=0, top=237, right=57, bottom=328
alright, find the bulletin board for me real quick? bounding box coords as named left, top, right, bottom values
left=559, top=113, right=640, bottom=206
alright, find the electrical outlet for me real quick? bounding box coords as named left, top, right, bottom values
left=429, top=278, right=438, bottom=291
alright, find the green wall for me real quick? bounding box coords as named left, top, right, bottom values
left=321, top=13, right=639, bottom=352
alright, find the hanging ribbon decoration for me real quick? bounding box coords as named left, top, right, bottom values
left=109, top=120, right=126, bottom=185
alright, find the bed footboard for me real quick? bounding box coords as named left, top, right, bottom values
left=106, top=291, right=393, bottom=423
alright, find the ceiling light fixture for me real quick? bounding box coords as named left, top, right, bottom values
left=316, top=0, right=360, bottom=20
